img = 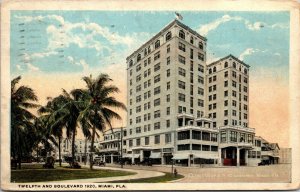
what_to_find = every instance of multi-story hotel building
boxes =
[124,19,258,166]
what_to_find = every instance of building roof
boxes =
[103,127,124,134]
[207,54,250,68]
[126,19,207,61]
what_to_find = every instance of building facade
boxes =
[123,19,270,167]
[279,148,291,164]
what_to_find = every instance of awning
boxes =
[193,153,218,159]
[172,153,189,160]
[133,154,140,158]
[149,152,161,159]
[262,156,269,160]
[122,154,132,158]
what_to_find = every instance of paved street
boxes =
[108,164,291,183]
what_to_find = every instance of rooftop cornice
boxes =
[126,19,207,61]
[207,54,250,68]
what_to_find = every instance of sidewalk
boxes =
[45,165,165,183]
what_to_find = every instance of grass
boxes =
[11,163,135,183]
[110,172,184,183]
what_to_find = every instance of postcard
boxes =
[1,0,300,190]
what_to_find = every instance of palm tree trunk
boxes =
[71,130,76,167]
[58,137,62,167]
[89,126,96,170]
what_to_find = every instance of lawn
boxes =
[111,172,184,183]
[11,164,135,183]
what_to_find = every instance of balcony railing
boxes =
[219,126,255,133]
[177,125,219,132]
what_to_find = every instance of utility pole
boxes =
[120,126,123,168]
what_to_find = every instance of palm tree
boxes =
[78,74,126,170]
[11,76,39,169]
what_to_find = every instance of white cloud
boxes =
[199,14,242,36]
[67,56,89,72]
[239,48,260,60]
[199,14,289,36]
[26,63,39,72]
[15,15,65,24]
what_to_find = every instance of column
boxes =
[237,148,240,166]
[131,153,134,164]
[79,155,82,163]
[140,150,143,162]
[183,117,186,126]
[103,154,106,163]
[245,150,248,166]
[218,148,222,166]
[188,155,191,167]
[111,154,113,164]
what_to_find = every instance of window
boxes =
[145,137,149,145]
[178,55,186,64]
[198,99,204,107]
[232,100,237,107]
[244,95,248,101]
[178,131,190,140]
[154,122,160,130]
[136,84,141,92]
[166,31,172,41]
[155,40,160,49]
[166,107,170,115]
[178,144,190,151]
[232,80,237,87]
[167,57,170,65]
[129,60,133,67]
[224,62,228,68]
[155,135,160,144]
[178,67,186,77]
[154,74,160,83]
[244,86,248,93]
[166,120,170,128]
[198,53,204,61]
[136,105,141,113]
[244,104,248,111]
[135,116,141,123]
[244,113,248,119]
[202,145,210,151]
[232,71,237,78]
[192,131,201,140]
[129,140,133,147]
[144,48,148,56]
[136,74,141,82]
[167,44,170,53]
[213,75,217,81]
[192,144,201,150]
[178,106,186,113]
[198,87,204,95]
[211,146,218,151]
[224,71,228,78]
[154,51,160,60]
[148,57,151,64]
[198,76,204,84]
[148,46,151,53]
[198,65,204,73]
[165,133,171,143]
[137,54,141,62]
[178,80,186,89]
[154,63,160,72]
[221,132,227,142]
[167,69,170,77]
[178,42,186,52]
[211,133,218,142]
[167,82,170,90]
[136,95,142,102]
[144,60,147,67]
[232,90,237,97]
[198,42,203,50]
[154,86,160,95]
[136,127,141,133]
[244,77,248,83]
[233,62,236,68]
[224,110,228,116]
[166,94,170,102]
[224,80,228,87]
[179,30,185,39]
[178,93,185,102]
[154,98,160,106]
[154,110,160,118]
[136,64,141,72]
[232,110,236,116]
[190,36,194,44]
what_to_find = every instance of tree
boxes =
[78,74,126,170]
[11,76,39,169]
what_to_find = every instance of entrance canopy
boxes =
[150,152,161,159]
[172,153,189,160]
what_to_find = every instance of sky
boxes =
[10,11,290,147]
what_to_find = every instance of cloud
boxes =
[67,56,89,72]
[15,15,65,24]
[26,63,39,71]
[199,14,289,36]
[239,48,261,60]
[16,65,23,71]
[199,14,242,36]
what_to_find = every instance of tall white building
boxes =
[124,19,257,166]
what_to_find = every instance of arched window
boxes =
[166,31,172,41]
[209,68,212,74]
[137,54,141,62]
[233,62,236,68]
[198,42,203,50]
[129,60,133,67]
[224,62,228,68]
[244,68,248,74]
[213,66,216,72]
[190,36,194,44]
[179,30,185,39]
[155,40,160,49]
